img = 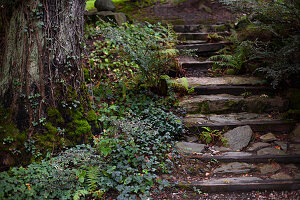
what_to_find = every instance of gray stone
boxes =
[222,152,252,157]
[224,125,253,150]
[247,142,271,152]
[185,136,198,142]
[214,146,234,152]
[258,163,281,174]
[202,177,262,184]
[179,94,287,114]
[176,76,263,88]
[275,141,287,152]
[175,142,206,154]
[260,133,277,142]
[257,147,286,156]
[270,172,293,180]
[95,0,116,12]
[292,124,300,137]
[214,162,256,174]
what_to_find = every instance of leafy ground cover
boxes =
[0,19,186,199]
[210,0,300,88]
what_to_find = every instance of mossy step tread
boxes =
[174,76,264,87]
[173,24,229,33]
[175,178,300,192]
[179,94,288,114]
[179,57,212,69]
[176,42,229,52]
[177,32,230,40]
[183,113,295,133]
[178,40,207,45]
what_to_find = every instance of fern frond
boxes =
[86,166,101,191]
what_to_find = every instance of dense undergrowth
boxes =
[0,20,185,199]
[210,0,300,88]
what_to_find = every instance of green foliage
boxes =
[86,21,177,90]
[199,127,227,146]
[170,77,195,94]
[207,33,224,42]
[221,0,300,87]
[209,35,252,74]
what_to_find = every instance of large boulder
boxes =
[94,0,116,12]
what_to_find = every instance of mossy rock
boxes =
[226,68,236,75]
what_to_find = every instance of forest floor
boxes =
[118,0,300,199]
[112,0,238,24]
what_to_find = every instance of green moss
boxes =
[70,120,91,136]
[83,67,90,81]
[86,110,97,122]
[47,107,64,124]
[198,101,210,114]
[226,68,236,75]
[44,122,58,135]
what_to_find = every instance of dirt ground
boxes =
[132,0,239,25]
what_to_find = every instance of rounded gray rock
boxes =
[95,0,116,12]
[224,125,253,150]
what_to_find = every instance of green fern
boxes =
[86,166,101,191]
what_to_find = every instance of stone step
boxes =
[178,40,207,45]
[176,41,229,53]
[173,76,270,95]
[179,56,213,71]
[175,178,300,193]
[177,32,230,40]
[173,24,229,33]
[191,154,300,164]
[183,113,295,133]
[179,94,288,114]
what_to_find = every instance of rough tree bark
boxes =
[0,0,86,134]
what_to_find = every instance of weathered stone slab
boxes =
[257,147,286,156]
[260,133,277,142]
[179,94,288,114]
[258,163,281,174]
[214,146,234,152]
[176,76,263,87]
[271,172,293,180]
[247,142,271,152]
[183,113,295,134]
[185,136,198,142]
[224,125,253,150]
[175,142,206,154]
[222,152,252,157]
[202,177,262,184]
[214,162,256,174]
[176,42,228,53]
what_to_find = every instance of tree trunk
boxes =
[0,0,85,133]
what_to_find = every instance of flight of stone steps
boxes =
[170,24,300,194]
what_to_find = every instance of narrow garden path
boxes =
[167,23,300,198]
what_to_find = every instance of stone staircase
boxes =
[171,24,300,195]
